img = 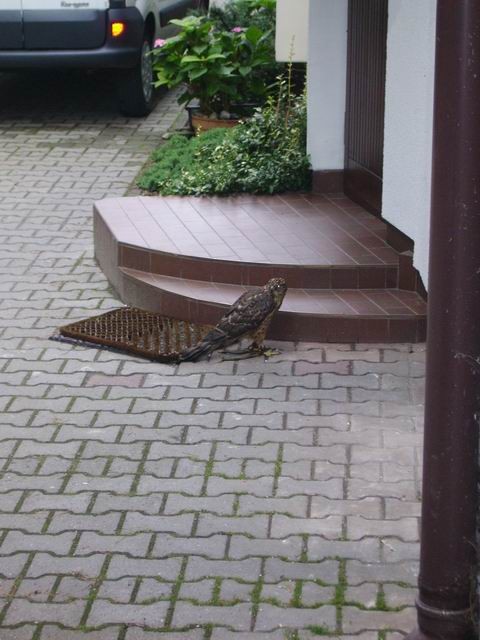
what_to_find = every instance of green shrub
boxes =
[137,78,311,196]
[208,0,282,90]
[209,0,276,33]
[137,129,228,192]
[152,15,275,116]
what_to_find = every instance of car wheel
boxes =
[117,36,155,117]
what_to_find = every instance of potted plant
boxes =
[151,15,274,132]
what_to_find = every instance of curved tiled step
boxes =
[94,194,399,289]
[118,268,427,343]
[93,193,426,343]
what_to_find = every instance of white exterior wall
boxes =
[307,0,348,170]
[275,0,309,62]
[382,0,437,285]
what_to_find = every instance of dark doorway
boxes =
[345,0,388,216]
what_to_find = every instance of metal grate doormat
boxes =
[53,307,213,363]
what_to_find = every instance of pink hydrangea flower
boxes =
[231,27,245,33]
[154,38,166,48]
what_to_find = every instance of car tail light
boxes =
[111,22,126,38]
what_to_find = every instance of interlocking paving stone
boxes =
[0,74,425,638]
[163,494,235,516]
[4,601,84,626]
[301,581,336,606]
[346,516,419,541]
[20,493,94,513]
[107,556,183,580]
[1,531,76,554]
[345,583,378,608]
[238,495,309,517]
[342,606,417,633]
[152,534,229,559]
[220,579,253,602]
[211,632,284,640]
[125,631,203,640]
[229,536,303,560]
[178,578,215,602]
[276,477,343,499]
[384,583,417,607]
[185,557,262,581]
[346,559,419,585]
[27,554,105,579]
[0,626,36,640]
[207,477,275,497]
[75,532,152,556]
[348,479,418,500]
[260,581,296,605]
[270,515,343,539]
[0,512,49,533]
[186,426,251,444]
[255,604,337,631]
[310,496,382,518]
[264,559,339,584]
[136,578,173,603]
[307,538,381,563]
[87,600,170,627]
[41,628,122,640]
[53,576,93,602]
[171,602,252,631]
[196,514,270,537]
[15,576,57,602]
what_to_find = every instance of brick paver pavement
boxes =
[0,71,425,639]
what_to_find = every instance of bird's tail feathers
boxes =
[178,341,211,363]
[178,328,228,362]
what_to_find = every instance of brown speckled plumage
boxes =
[179,278,288,362]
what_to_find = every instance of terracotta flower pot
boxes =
[191,112,240,134]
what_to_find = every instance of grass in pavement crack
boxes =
[250,559,265,632]
[1,441,21,477]
[0,552,35,626]
[41,509,55,534]
[164,555,188,629]
[291,579,303,608]
[332,557,347,634]
[58,441,87,493]
[307,625,331,636]
[78,553,111,629]
[273,443,284,495]
[31,623,45,640]
[129,441,151,496]
[211,577,222,605]
[201,442,217,496]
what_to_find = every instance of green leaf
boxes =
[193,44,209,55]
[239,66,252,77]
[206,53,227,61]
[189,67,208,80]
[181,55,203,64]
[245,25,263,45]
[169,18,192,27]
[206,82,220,96]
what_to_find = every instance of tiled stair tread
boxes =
[122,268,427,318]
[97,193,399,268]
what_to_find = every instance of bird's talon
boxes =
[262,348,282,358]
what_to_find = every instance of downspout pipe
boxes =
[408,1,480,639]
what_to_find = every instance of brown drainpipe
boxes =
[407,1,480,639]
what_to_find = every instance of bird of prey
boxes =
[179,278,288,362]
